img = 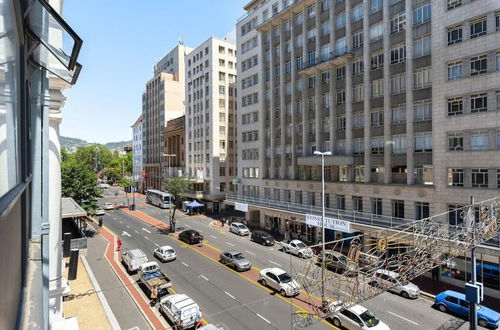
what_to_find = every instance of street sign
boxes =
[235,202,248,212]
[305,214,351,233]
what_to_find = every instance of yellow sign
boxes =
[377,238,387,252]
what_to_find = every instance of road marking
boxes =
[144,236,150,240]
[122,231,131,237]
[225,242,235,247]
[224,291,236,300]
[256,313,272,325]
[241,237,246,239]
[387,311,419,326]
[142,228,151,234]
[154,243,160,247]
[126,225,130,228]
[200,275,209,281]
[268,260,282,267]
[210,235,217,239]
[245,250,256,256]
[119,221,123,224]
[182,262,189,267]
[134,230,139,234]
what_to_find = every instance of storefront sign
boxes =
[305,214,351,233]
[234,202,248,212]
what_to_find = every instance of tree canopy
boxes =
[164,176,192,218]
[61,159,102,214]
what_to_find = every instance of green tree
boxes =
[61,159,102,214]
[118,177,134,206]
[164,176,192,219]
[73,144,113,173]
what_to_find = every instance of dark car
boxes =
[179,229,204,244]
[250,231,275,246]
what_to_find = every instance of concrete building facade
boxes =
[184,37,238,212]
[131,114,144,192]
[164,115,186,176]
[142,45,192,190]
[233,0,500,292]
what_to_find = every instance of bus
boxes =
[145,189,173,209]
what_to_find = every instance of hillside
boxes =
[61,136,132,152]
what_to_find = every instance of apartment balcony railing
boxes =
[256,0,315,31]
[299,51,354,75]
[225,194,500,248]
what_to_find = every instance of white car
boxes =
[259,267,300,297]
[159,294,201,330]
[370,269,420,299]
[332,304,390,330]
[280,239,313,258]
[103,202,114,210]
[154,245,177,262]
[229,222,250,236]
[95,208,105,216]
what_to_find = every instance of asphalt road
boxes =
[97,190,483,330]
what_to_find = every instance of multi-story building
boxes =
[142,44,192,190]
[164,115,186,176]
[131,114,144,192]
[233,0,500,293]
[185,37,238,213]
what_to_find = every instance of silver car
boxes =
[370,269,420,299]
[154,245,177,262]
[219,250,252,271]
[229,222,250,236]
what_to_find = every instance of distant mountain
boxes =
[61,136,132,152]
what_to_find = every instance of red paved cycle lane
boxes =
[121,209,326,318]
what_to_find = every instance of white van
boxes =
[159,294,201,329]
[122,249,148,273]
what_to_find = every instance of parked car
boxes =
[179,229,204,244]
[229,222,250,236]
[435,290,500,329]
[154,245,177,262]
[159,294,202,330]
[95,208,105,216]
[331,304,390,330]
[369,269,420,299]
[99,183,110,189]
[122,248,148,273]
[219,250,252,271]
[103,202,114,210]
[259,267,300,297]
[137,261,172,298]
[280,239,313,258]
[317,251,356,275]
[250,231,275,246]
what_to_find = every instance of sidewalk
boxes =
[62,257,112,330]
[413,274,500,308]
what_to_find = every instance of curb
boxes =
[419,291,436,301]
[81,255,121,330]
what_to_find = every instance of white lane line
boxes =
[144,236,150,240]
[224,291,236,300]
[256,313,272,324]
[225,242,235,247]
[387,311,419,326]
[182,262,189,267]
[119,221,123,224]
[210,235,217,239]
[134,230,139,234]
[126,225,130,228]
[245,250,256,256]
[142,228,151,234]
[268,260,282,267]
[200,275,209,281]
[154,243,160,247]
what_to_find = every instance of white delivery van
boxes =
[122,248,148,273]
[159,294,201,329]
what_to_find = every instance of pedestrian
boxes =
[116,238,121,251]
[98,216,103,227]
[221,217,226,227]
[431,265,440,282]
[150,286,158,306]
[83,220,88,232]
[194,308,203,329]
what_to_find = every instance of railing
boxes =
[300,51,353,72]
[225,194,500,248]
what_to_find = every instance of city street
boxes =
[93,190,484,330]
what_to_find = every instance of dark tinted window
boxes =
[459,300,469,308]
[445,296,459,304]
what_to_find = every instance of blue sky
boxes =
[61,0,247,143]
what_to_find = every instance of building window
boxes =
[352,31,364,49]
[414,101,432,121]
[497,12,500,32]
[414,67,431,89]
[390,13,406,34]
[449,204,465,225]
[447,25,463,45]
[390,73,406,94]
[413,3,431,26]
[353,138,364,155]
[414,133,432,152]
[447,97,463,116]
[352,59,363,76]
[447,60,463,80]
[391,104,406,124]
[336,115,346,130]
[390,44,406,64]
[392,200,405,218]
[339,166,348,181]
[413,35,431,57]
[392,135,406,154]
[370,109,384,127]
[470,93,487,113]
[321,71,330,84]
[336,13,346,29]
[369,21,383,41]
[470,55,487,76]
[352,4,363,22]
[336,89,345,104]
[472,169,489,188]
[321,21,330,36]
[371,137,384,154]
[415,202,429,220]
[370,79,384,98]
[447,0,462,10]
[370,52,384,70]
[336,66,345,80]
[321,0,330,12]
[448,132,464,151]
[470,17,487,39]
[497,52,500,71]
[471,130,489,150]
[372,198,382,215]
[353,112,364,128]
[448,168,464,186]
[353,84,364,102]
[336,195,345,210]
[352,196,363,212]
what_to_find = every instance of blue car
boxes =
[435,290,500,329]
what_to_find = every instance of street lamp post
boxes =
[314,150,331,306]
[163,153,176,232]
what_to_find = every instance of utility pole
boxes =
[469,195,477,330]
[314,150,331,305]
[163,153,176,232]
